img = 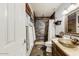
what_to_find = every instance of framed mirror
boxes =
[67,12,76,33]
[65,8,79,36]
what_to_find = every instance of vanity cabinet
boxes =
[52,41,67,56]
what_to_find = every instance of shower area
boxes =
[35,18,49,42]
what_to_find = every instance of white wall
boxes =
[55,3,71,35]
[48,20,55,41]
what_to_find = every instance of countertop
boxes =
[51,38,79,56]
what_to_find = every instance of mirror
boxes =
[65,8,79,36]
[68,12,76,33]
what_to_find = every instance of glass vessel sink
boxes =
[58,38,76,48]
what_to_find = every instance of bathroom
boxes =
[26,3,79,56]
[0,3,79,56]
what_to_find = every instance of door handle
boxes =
[24,39,26,43]
[23,39,26,45]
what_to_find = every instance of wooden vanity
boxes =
[52,40,68,56]
[52,38,79,56]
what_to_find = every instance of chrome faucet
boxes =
[70,34,72,39]
[69,34,79,44]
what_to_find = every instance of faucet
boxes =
[70,34,72,39]
[69,34,79,44]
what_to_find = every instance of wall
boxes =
[48,19,55,41]
[55,3,71,35]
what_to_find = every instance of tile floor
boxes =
[30,40,52,56]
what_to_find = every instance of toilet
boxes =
[45,41,52,53]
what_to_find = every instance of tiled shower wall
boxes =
[35,18,49,40]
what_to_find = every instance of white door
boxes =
[0,3,8,55]
[0,3,26,56]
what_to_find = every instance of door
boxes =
[0,3,26,56]
[0,3,8,55]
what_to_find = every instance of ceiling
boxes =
[30,3,61,17]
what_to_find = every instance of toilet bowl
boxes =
[45,41,52,52]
